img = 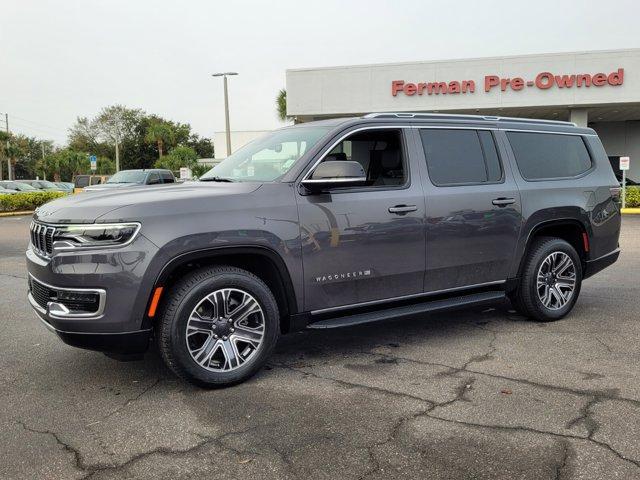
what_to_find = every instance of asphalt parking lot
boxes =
[1,215,639,479]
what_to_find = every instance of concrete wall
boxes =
[287,49,640,116]
[593,121,640,182]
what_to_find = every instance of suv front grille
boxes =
[30,221,55,257]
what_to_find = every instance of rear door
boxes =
[416,127,522,292]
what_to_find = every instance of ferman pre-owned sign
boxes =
[391,69,625,97]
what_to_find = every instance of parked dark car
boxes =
[19,180,66,192]
[26,113,621,387]
[0,180,39,192]
[83,169,175,191]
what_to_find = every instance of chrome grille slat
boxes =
[29,221,55,257]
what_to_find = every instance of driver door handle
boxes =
[389,205,417,214]
[492,197,516,207]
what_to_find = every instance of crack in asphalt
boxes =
[99,377,162,422]
[271,349,640,473]
[554,441,571,480]
[0,272,27,280]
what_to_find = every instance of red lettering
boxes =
[511,78,524,91]
[608,68,624,86]
[576,74,591,87]
[555,75,575,88]
[391,80,405,96]
[485,75,499,92]
[535,72,554,89]
[592,73,607,86]
[427,82,448,95]
[404,83,417,96]
[448,81,461,94]
[417,83,427,95]
[500,78,510,91]
[461,80,475,93]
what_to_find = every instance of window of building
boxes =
[323,129,406,187]
[506,132,592,180]
[419,129,503,186]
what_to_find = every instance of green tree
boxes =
[145,121,175,159]
[154,146,198,172]
[276,89,289,122]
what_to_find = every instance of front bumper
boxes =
[25,232,163,353]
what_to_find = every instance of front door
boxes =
[297,127,426,312]
[416,127,522,292]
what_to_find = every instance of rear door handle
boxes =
[492,197,516,207]
[389,205,417,214]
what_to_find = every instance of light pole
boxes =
[212,72,238,157]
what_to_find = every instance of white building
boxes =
[286,49,640,182]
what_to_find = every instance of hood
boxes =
[33,182,263,224]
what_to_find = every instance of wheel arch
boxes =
[143,246,298,333]
[513,218,590,284]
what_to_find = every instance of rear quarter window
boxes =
[506,131,593,180]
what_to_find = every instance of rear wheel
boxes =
[157,266,280,387]
[515,237,582,322]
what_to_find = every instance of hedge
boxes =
[0,191,68,212]
[625,186,640,208]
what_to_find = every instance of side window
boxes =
[322,129,406,187]
[147,173,161,185]
[420,129,502,186]
[506,132,592,180]
[161,172,175,183]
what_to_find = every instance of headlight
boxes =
[53,223,141,250]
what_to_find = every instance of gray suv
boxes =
[26,113,621,387]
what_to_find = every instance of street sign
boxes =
[620,156,630,171]
[89,155,97,171]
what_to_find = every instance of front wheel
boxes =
[515,237,582,322]
[157,266,280,387]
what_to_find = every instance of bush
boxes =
[625,186,640,208]
[0,191,68,212]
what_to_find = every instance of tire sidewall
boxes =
[524,239,582,321]
[167,271,279,387]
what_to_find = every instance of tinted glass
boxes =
[161,172,174,183]
[325,129,405,187]
[147,173,161,185]
[420,129,488,185]
[75,176,89,188]
[478,131,502,182]
[107,171,147,184]
[507,132,592,180]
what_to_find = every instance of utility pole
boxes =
[115,130,120,172]
[211,72,238,157]
[41,143,46,180]
[5,113,10,181]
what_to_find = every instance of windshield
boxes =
[107,171,147,184]
[38,180,58,188]
[14,182,37,191]
[200,127,330,182]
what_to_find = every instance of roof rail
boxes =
[362,112,576,127]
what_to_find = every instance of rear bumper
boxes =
[583,248,620,279]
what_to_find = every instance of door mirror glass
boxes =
[302,161,367,190]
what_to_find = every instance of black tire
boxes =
[515,237,582,322]
[157,266,280,387]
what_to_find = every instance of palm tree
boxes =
[276,89,289,122]
[145,121,175,159]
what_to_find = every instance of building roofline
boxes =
[286,48,640,73]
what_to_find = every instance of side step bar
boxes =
[307,291,505,330]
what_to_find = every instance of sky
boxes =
[1,0,640,146]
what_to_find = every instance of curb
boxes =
[0,211,34,218]
[621,208,640,214]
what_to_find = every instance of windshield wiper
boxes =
[200,176,235,183]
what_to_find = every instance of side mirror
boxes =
[302,161,367,191]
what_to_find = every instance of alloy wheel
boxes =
[536,251,577,310]
[185,288,265,372]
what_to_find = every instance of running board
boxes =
[306,291,505,329]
